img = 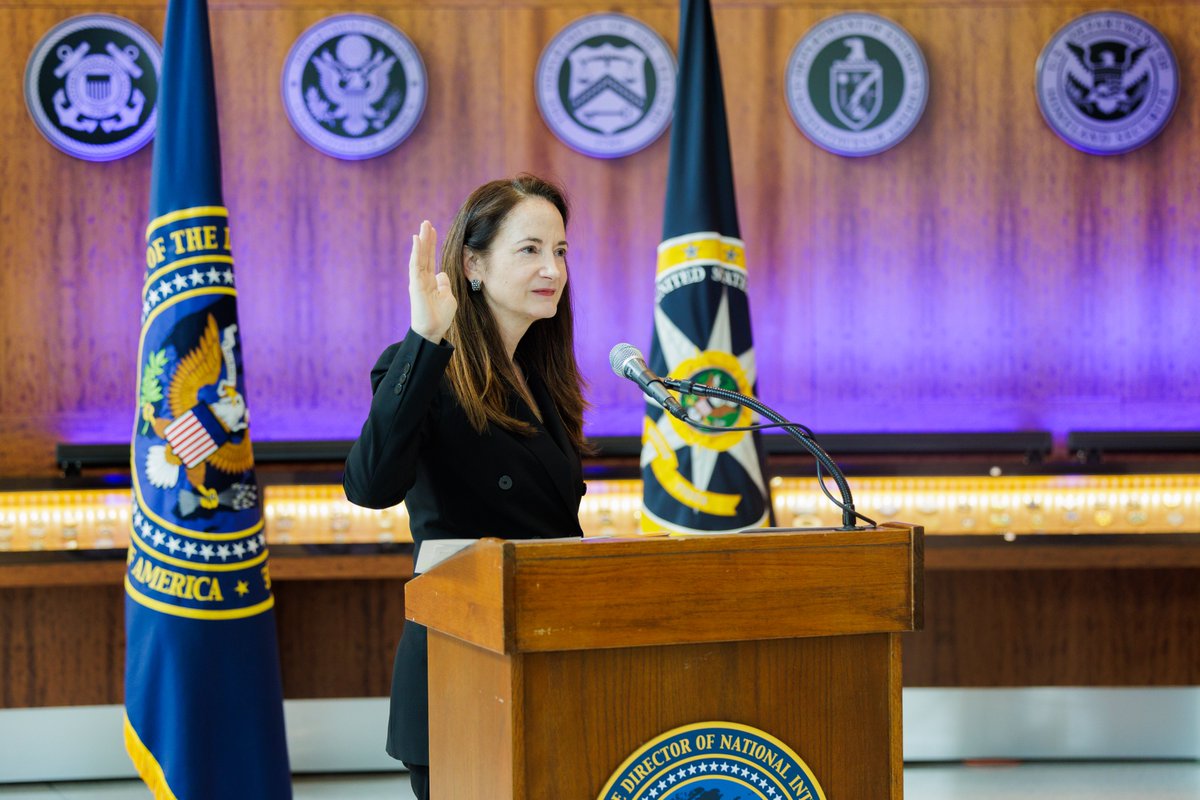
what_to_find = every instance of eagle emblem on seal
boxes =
[305,34,400,136]
[140,314,254,515]
[1064,40,1151,119]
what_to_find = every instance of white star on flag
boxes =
[644,290,765,505]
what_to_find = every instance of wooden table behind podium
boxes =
[406,523,924,799]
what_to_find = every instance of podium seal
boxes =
[598,721,826,800]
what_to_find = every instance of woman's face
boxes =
[469,197,568,340]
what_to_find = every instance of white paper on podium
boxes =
[413,536,585,574]
[413,539,476,575]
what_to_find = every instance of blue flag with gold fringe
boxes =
[124,0,291,796]
[641,0,771,534]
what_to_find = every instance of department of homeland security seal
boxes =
[1035,11,1178,155]
[784,13,927,157]
[598,722,826,800]
[24,14,160,161]
[281,14,426,160]
[536,13,675,159]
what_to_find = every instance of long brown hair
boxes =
[441,175,590,453]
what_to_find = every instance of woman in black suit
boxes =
[343,175,589,800]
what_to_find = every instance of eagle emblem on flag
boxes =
[140,313,254,514]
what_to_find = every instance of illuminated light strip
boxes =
[3,475,1200,552]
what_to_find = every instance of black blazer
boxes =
[343,329,585,764]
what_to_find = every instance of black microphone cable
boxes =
[663,378,877,530]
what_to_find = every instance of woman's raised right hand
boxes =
[408,220,457,344]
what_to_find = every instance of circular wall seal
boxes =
[24,14,161,162]
[597,721,827,800]
[785,13,928,157]
[1035,11,1178,155]
[535,13,675,159]
[281,14,427,160]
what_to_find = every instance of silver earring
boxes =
[469,278,482,292]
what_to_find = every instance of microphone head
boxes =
[608,342,643,378]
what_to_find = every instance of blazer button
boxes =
[498,475,513,490]
[394,362,412,395]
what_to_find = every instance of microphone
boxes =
[609,343,688,421]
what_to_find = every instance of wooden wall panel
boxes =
[4,557,1198,708]
[903,567,1200,686]
[272,578,409,699]
[3,0,1200,478]
[0,585,125,708]
[0,576,410,708]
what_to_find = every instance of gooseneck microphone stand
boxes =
[662,377,867,531]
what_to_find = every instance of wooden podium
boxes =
[406,523,923,799]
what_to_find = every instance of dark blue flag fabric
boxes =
[124,0,291,796]
[642,0,771,533]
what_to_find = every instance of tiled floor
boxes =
[0,762,1198,798]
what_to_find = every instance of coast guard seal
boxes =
[1035,11,1178,155]
[24,14,160,161]
[281,14,426,160]
[785,13,927,157]
[598,722,826,800]
[536,14,675,159]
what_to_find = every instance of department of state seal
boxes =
[536,13,675,159]
[24,14,161,161]
[598,721,826,800]
[1035,11,1178,155]
[281,14,427,160]
[785,13,928,157]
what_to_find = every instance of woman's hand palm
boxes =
[409,220,456,343]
